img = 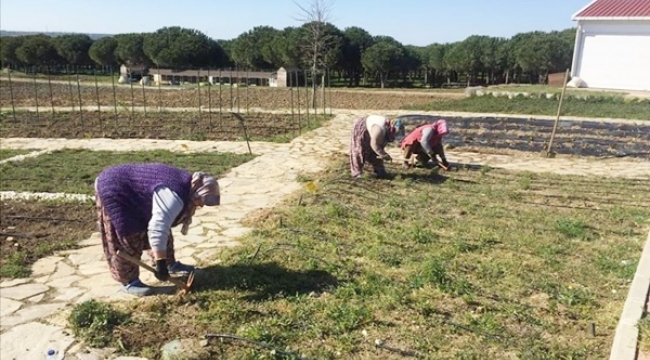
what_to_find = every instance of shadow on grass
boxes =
[192,261,339,301]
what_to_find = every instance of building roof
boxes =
[573,0,650,20]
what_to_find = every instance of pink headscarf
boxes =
[434,119,449,137]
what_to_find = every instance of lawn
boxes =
[0,148,35,160]
[69,159,650,359]
[0,149,256,195]
[402,95,650,120]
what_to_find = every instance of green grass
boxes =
[402,94,650,120]
[639,316,650,353]
[0,149,256,194]
[80,160,650,359]
[0,149,35,160]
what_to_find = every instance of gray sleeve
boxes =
[420,127,435,155]
[369,124,389,157]
[148,186,185,254]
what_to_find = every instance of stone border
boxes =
[0,149,51,164]
[610,229,650,360]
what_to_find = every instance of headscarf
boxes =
[180,172,220,235]
[385,117,398,143]
[433,119,449,137]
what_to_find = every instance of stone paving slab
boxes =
[0,111,649,360]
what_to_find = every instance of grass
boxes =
[639,316,650,353]
[0,149,256,195]
[402,94,650,120]
[76,160,650,359]
[0,149,35,160]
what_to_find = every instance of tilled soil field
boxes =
[0,111,326,141]
[0,200,95,278]
[395,114,650,158]
[0,81,455,110]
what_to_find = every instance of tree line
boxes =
[0,24,575,88]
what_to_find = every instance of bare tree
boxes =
[294,0,336,110]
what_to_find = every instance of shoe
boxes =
[168,261,195,275]
[122,279,154,296]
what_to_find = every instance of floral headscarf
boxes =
[179,172,220,235]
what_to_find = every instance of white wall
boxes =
[571,20,650,91]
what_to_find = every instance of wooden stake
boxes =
[546,68,570,158]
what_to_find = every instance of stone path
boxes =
[1,111,649,360]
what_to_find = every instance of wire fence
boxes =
[0,64,334,142]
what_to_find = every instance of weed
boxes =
[69,300,130,347]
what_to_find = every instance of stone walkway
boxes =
[1,111,649,360]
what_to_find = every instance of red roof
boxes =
[574,0,650,18]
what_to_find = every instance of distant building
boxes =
[570,0,650,91]
[119,64,147,80]
[148,67,306,87]
[148,68,274,86]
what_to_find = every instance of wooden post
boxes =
[546,69,570,158]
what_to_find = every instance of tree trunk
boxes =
[505,69,510,85]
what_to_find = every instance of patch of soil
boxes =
[396,114,650,158]
[0,112,312,141]
[0,200,96,277]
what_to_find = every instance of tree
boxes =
[0,36,25,67]
[479,36,505,85]
[294,0,339,108]
[342,26,374,86]
[54,34,93,65]
[88,36,118,66]
[143,27,219,69]
[361,40,403,88]
[230,26,280,69]
[114,33,150,66]
[15,35,61,66]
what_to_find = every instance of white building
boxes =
[570,0,650,91]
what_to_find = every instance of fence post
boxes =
[219,68,223,129]
[229,67,233,112]
[322,71,325,119]
[129,74,134,126]
[207,68,212,129]
[76,72,84,129]
[246,68,249,114]
[296,71,301,134]
[290,74,295,137]
[157,65,162,113]
[47,65,55,125]
[141,76,147,120]
[110,65,118,128]
[7,64,17,123]
[327,67,332,115]
[94,66,103,133]
[236,66,240,113]
[66,65,76,118]
[32,67,40,124]
[197,69,202,128]
[304,69,310,131]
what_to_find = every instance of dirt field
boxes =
[396,114,650,158]
[0,111,328,141]
[0,200,96,278]
[0,81,458,110]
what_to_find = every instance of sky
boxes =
[0,0,589,46]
